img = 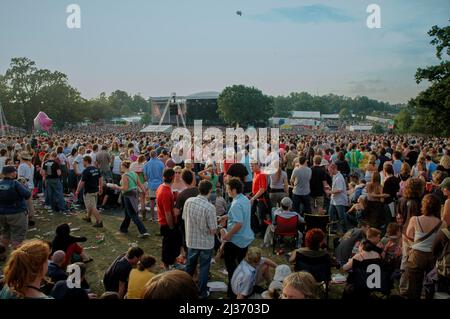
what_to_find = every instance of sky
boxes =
[1,0,449,104]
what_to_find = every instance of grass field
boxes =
[0,198,348,299]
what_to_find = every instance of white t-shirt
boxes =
[74,154,85,174]
[18,162,34,189]
[57,153,68,166]
[331,172,348,206]
[112,156,122,175]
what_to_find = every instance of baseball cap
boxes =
[440,177,450,190]
[280,197,293,208]
[273,264,292,282]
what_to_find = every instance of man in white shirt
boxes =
[327,163,349,234]
[183,180,217,299]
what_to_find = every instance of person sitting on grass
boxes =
[47,250,68,283]
[231,247,275,299]
[0,239,53,299]
[380,222,402,272]
[50,262,96,300]
[281,271,319,299]
[142,270,198,299]
[346,195,367,225]
[261,264,292,299]
[103,246,144,299]
[51,223,92,267]
[126,255,156,299]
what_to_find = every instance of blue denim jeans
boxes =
[329,204,348,233]
[185,248,213,298]
[292,194,312,215]
[120,194,147,234]
[46,178,67,211]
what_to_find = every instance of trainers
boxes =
[82,216,92,223]
[93,222,103,228]
[138,232,150,238]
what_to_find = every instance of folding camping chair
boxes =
[272,214,299,253]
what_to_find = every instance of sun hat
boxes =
[273,264,292,282]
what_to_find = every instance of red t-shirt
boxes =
[156,184,175,226]
[223,159,235,175]
[252,171,267,200]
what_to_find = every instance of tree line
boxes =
[0,57,150,131]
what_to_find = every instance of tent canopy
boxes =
[140,125,173,133]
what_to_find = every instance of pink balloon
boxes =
[33,112,53,132]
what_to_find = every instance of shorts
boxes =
[0,212,28,243]
[149,188,157,199]
[83,192,98,210]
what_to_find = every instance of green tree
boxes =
[141,113,152,125]
[3,57,84,131]
[394,108,414,134]
[371,123,385,134]
[218,85,273,126]
[339,107,352,121]
[109,90,132,116]
[130,94,150,113]
[411,22,450,136]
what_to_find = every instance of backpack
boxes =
[436,228,450,279]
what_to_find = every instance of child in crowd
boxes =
[261,265,292,299]
[231,247,277,299]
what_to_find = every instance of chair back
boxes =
[274,215,298,237]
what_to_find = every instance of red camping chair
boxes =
[272,214,299,253]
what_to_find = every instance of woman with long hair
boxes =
[268,161,289,208]
[364,155,378,183]
[396,177,425,295]
[171,165,187,194]
[0,240,52,299]
[403,194,443,299]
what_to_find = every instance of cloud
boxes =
[250,4,355,24]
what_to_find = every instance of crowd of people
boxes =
[0,128,449,299]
